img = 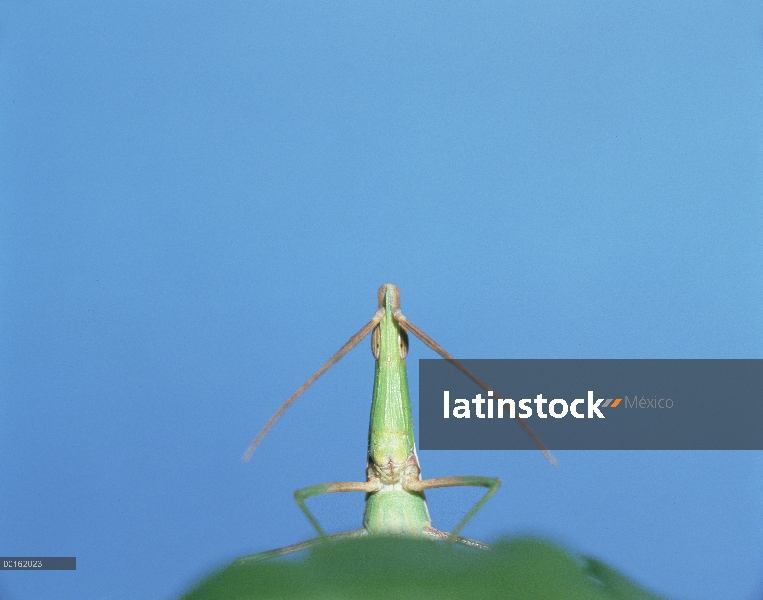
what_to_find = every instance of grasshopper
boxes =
[238,284,552,563]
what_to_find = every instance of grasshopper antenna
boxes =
[393,309,558,468]
[242,309,385,462]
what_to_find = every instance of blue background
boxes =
[1,3,762,599]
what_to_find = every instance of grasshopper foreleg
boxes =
[294,480,379,537]
[407,475,500,540]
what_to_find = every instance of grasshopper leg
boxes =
[234,528,367,564]
[407,475,500,540]
[294,481,379,537]
[423,526,491,551]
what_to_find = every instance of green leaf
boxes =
[181,537,668,600]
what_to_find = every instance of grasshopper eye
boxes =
[371,326,380,359]
[398,329,409,359]
[371,326,407,359]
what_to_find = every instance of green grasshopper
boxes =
[238,284,554,563]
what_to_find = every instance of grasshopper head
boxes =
[371,284,408,360]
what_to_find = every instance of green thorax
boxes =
[367,285,415,476]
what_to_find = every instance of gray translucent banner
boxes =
[0,557,76,570]
[418,359,763,450]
